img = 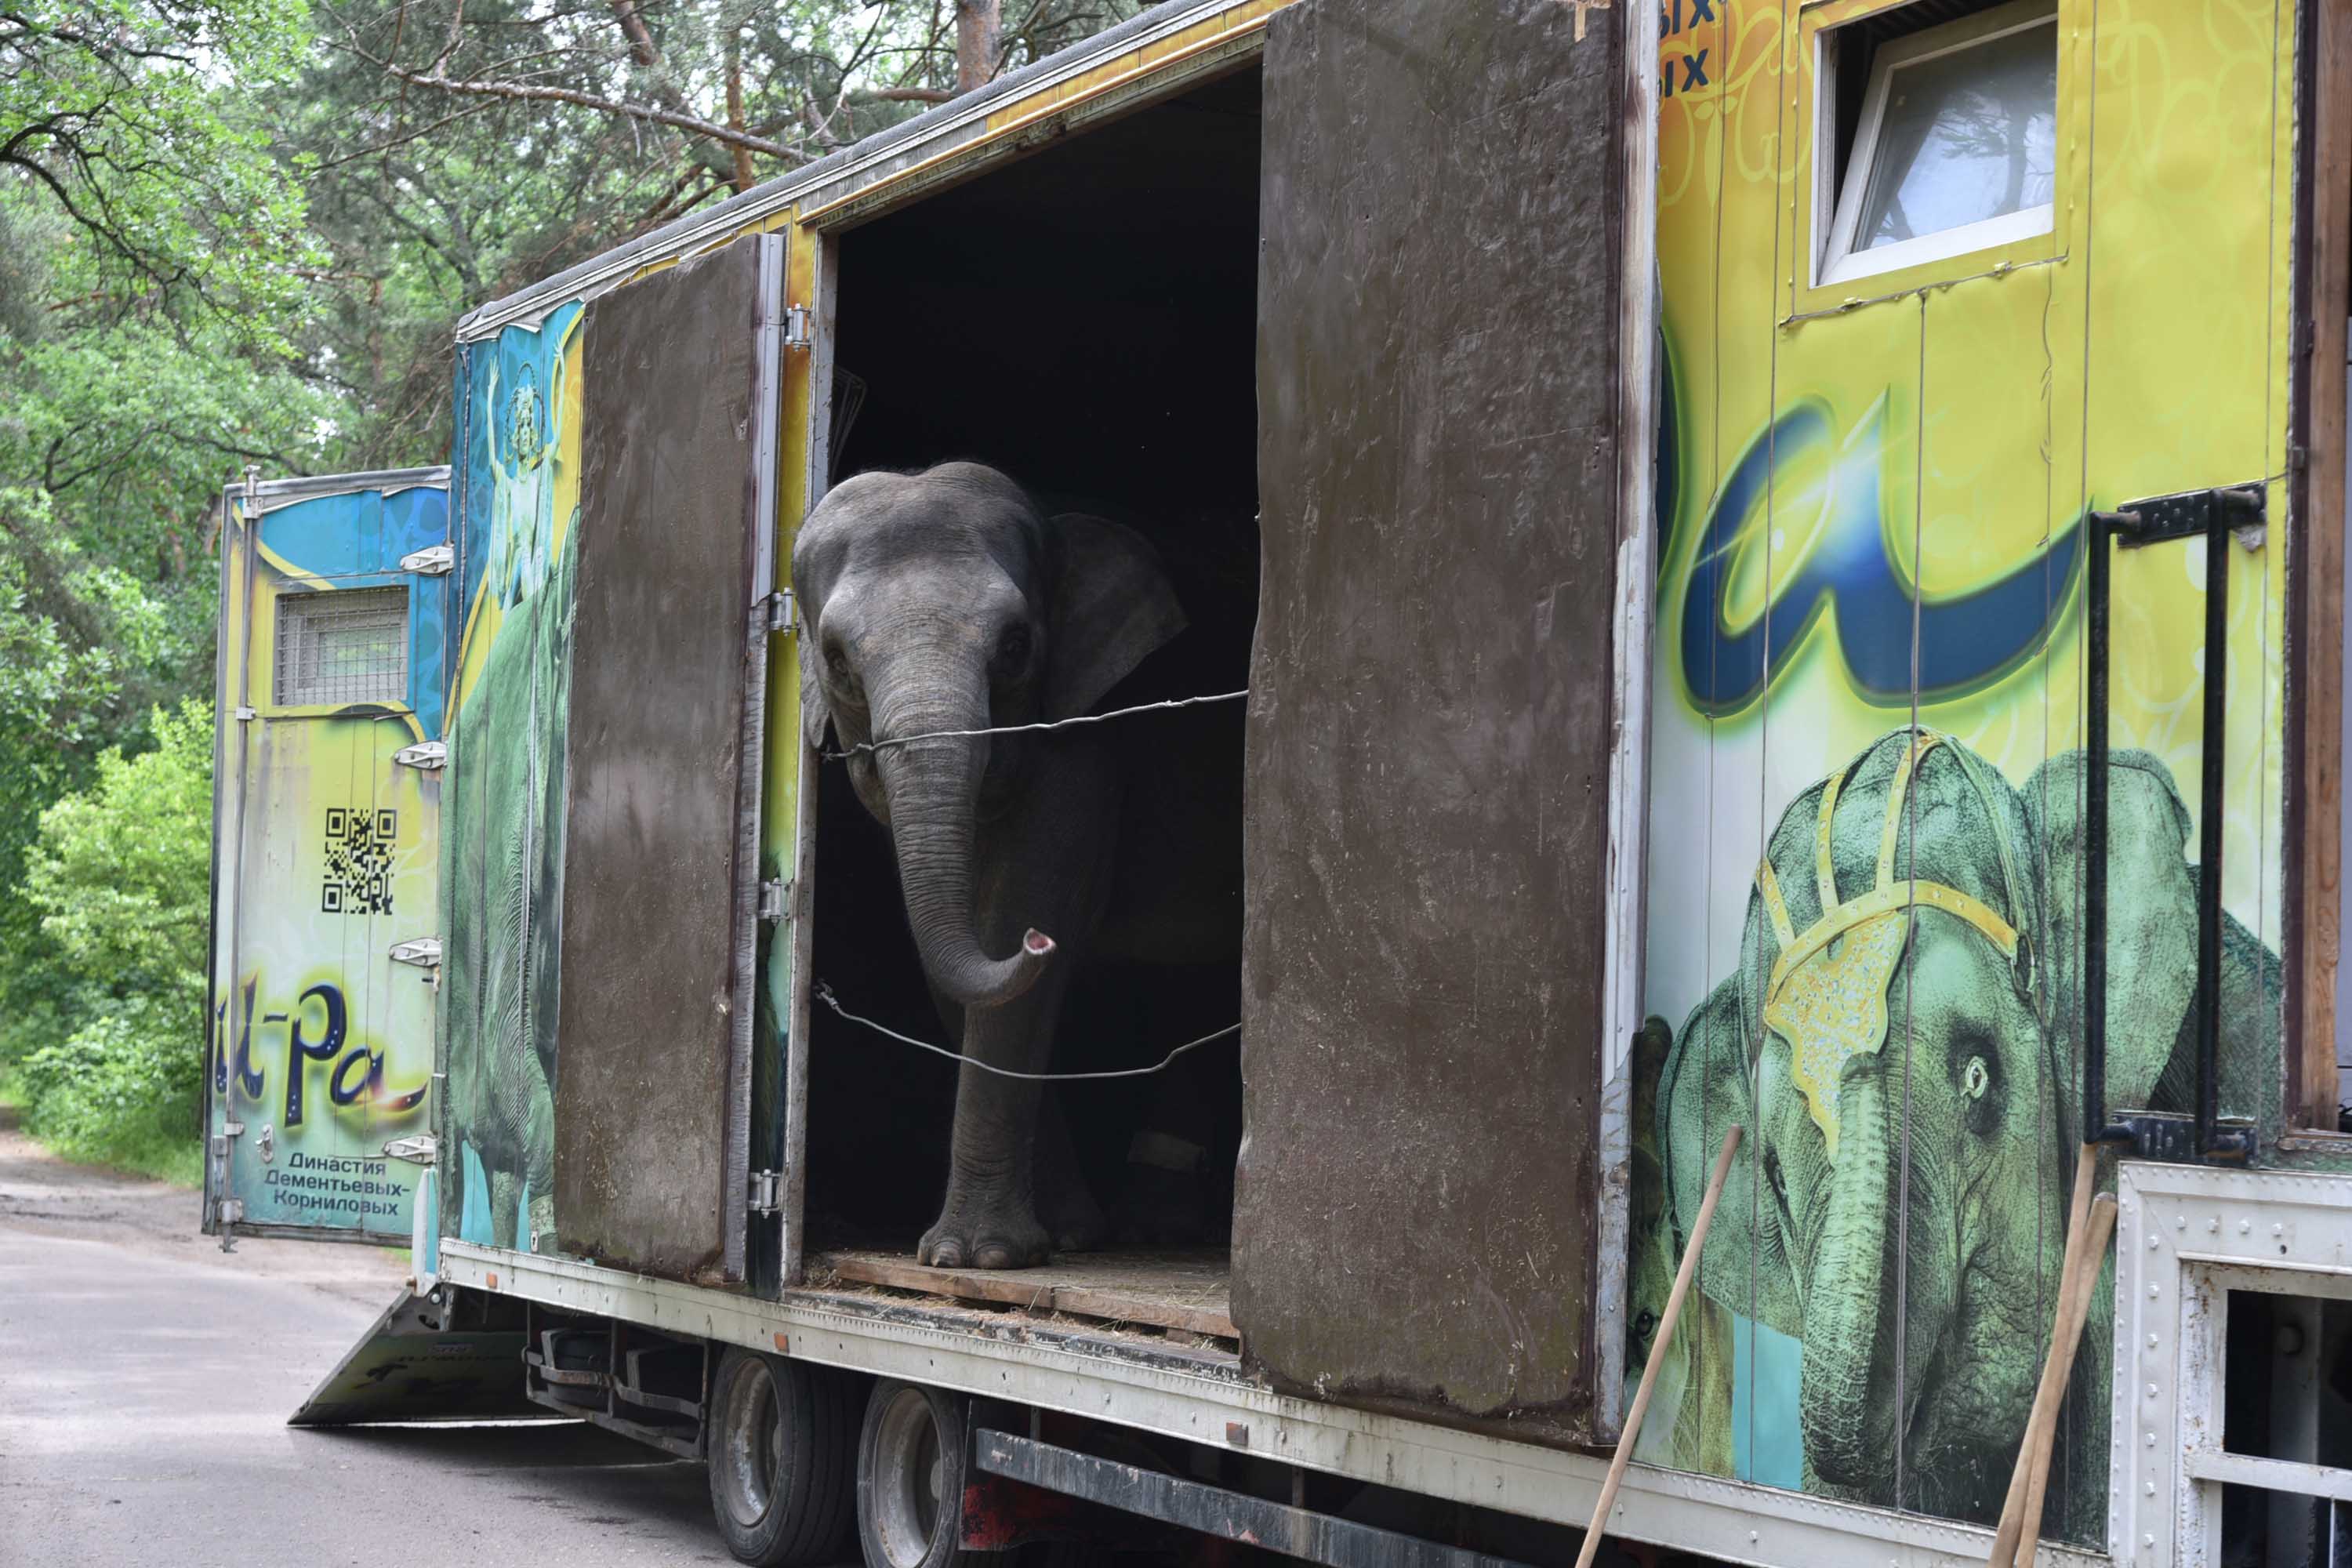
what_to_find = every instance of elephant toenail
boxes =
[975,1243,1016,1269]
[929,1240,964,1268]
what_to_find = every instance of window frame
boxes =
[1813,0,2060,289]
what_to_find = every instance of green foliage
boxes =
[18,998,206,1183]
[27,699,213,1003]
[6,701,212,1178]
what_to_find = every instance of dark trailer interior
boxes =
[804,65,1263,1333]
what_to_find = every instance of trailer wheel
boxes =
[706,1346,857,1566]
[856,1380,981,1568]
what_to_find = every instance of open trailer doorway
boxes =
[796,60,1263,1339]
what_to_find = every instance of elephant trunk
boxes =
[870,677,1052,1011]
[1801,1080,1903,1497]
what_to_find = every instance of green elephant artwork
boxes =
[439,524,577,1256]
[1629,727,2281,1540]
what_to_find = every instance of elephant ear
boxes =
[1044,513,1187,720]
[798,623,833,753]
[2024,748,2198,1131]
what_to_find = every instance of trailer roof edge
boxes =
[452,0,1249,345]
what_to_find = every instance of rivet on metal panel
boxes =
[2209,1217,2220,1231]
[2241,1219,2252,1233]
[2149,1234,2160,1248]
[2147,1383,2159,1398]
[2148,1334,2159,1349]
[2150,1285,2161,1298]
[2146,1432,2156,1446]
[2175,1214,2186,1228]
[1224,1422,1248,1449]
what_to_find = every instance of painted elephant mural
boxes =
[1631,727,2281,1537]
[441,526,575,1254]
[438,304,584,1258]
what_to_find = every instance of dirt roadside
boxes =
[0,1104,410,1309]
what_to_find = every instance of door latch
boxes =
[390,937,443,967]
[394,739,447,770]
[383,1134,439,1166]
[400,543,455,575]
[256,1123,275,1164]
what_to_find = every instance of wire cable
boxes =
[815,982,1240,1081]
[824,689,1247,761]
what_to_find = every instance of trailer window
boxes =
[1817,0,2056,288]
[274,586,408,706]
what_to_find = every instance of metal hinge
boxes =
[390,936,443,967]
[383,1134,439,1167]
[400,543,455,575]
[217,1198,245,1225]
[766,590,797,635]
[783,305,811,350]
[213,1120,245,1153]
[749,1170,782,1215]
[394,739,447,770]
[234,706,257,722]
[759,878,791,923]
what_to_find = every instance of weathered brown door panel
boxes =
[1235,0,1634,1445]
[552,234,782,1283]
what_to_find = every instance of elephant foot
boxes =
[526,1193,558,1255]
[918,1202,1051,1271]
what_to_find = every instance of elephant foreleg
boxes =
[920,965,1074,1270]
[489,1167,521,1250]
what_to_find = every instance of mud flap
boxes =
[288,1288,543,1427]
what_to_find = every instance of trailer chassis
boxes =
[439,1241,2106,1568]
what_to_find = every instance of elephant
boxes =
[1641,726,2281,1535]
[793,461,1242,1270]
[440,519,574,1255]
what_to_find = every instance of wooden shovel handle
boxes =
[2013,1193,2118,1568]
[1573,1124,1743,1568]
[1985,1142,2117,1568]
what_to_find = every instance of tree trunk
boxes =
[956,0,1000,93]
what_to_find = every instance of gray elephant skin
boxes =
[793,462,1240,1270]
[1643,727,2279,1535]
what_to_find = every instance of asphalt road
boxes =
[0,1110,732,1568]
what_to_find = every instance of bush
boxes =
[19,996,205,1183]
[11,699,211,1181]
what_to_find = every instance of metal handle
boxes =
[2082,485,2263,1163]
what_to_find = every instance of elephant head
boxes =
[1653,727,2282,1530]
[791,462,1185,1009]
[1663,728,2055,1518]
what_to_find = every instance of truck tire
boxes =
[706,1345,857,1566]
[856,1380,980,1568]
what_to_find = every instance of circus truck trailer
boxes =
[199,0,2352,1563]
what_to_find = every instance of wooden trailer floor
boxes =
[815,1249,1235,1340]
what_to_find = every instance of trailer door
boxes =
[205,469,453,1245]
[545,233,786,1285]
[1234,0,1656,1444]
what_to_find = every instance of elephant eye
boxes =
[1634,1308,1658,1345]
[993,624,1033,675]
[1963,1055,1991,1101]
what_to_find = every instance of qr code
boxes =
[322,808,397,915]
